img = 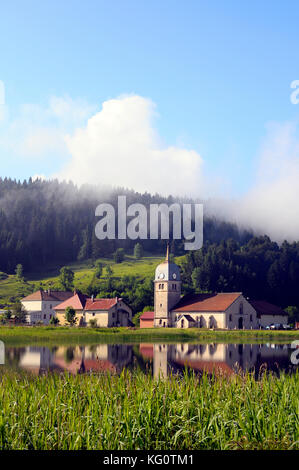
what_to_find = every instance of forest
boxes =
[0,177,251,273]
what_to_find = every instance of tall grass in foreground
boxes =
[0,369,298,450]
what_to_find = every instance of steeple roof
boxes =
[154,242,181,281]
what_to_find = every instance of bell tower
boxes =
[154,243,181,327]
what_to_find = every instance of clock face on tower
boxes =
[159,273,165,279]
[172,273,177,279]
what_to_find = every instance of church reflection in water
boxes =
[141,342,294,378]
[4,341,295,378]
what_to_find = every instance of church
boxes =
[140,245,288,330]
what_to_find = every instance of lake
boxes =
[2,341,298,378]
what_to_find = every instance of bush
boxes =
[114,248,125,263]
[89,318,98,328]
[0,271,8,280]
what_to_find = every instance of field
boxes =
[0,368,298,450]
[0,253,168,307]
[0,325,298,346]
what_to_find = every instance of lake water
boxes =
[2,342,298,378]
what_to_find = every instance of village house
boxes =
[21,290,74,325]
[140,245,288,330]
[54,291,133,327]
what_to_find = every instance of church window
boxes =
[250,314,253,322]
[229,314,232,322]
[239,302,243,314]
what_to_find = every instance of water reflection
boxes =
[3,342,297,378]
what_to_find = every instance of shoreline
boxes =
[0,325,298,345]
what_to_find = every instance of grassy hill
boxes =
[0,253,185,308]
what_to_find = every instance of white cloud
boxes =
[57,94,203,197]
[207,121,299,242]
[0,96,95,158]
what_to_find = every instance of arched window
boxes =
[239,302,243,315]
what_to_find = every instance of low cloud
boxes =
[207,121,299,242]
[57,94,203,197]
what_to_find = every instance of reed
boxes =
[0,368,298,450]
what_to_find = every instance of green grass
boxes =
[0,326,298,346]
[0,368,298,450]
[0,253,167,307]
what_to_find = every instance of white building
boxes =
[21,290,74,325]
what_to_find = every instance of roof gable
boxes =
[54,293,88,310]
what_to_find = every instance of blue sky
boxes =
[1,0,299,202]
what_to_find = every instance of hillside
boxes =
[0,253,183,308]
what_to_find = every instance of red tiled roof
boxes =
[54,295,125,312]
[249,300,288,317]
[84,298,117,311]
[140,311,154,320]
[54,293,88,311]
[22,290,74,302]
[173,293,242,313]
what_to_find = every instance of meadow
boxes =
[0,325,298,346]
[0,253,165,307]
[0,368,298,450]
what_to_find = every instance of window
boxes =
[250,314,253,322]
[239,302,243,315]
[229,314,232,322]
[160,303,162,307]
[159,319,162,325]
[44,314,46,319]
